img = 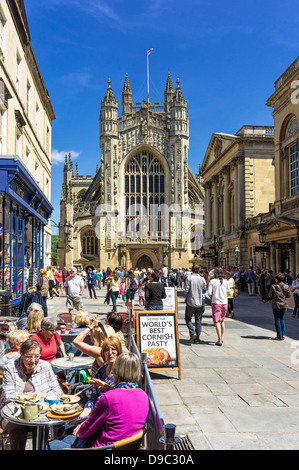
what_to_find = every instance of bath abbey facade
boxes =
[57,74,204,270]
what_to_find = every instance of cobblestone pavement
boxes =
[46,285,299,450]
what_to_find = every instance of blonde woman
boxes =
[69,310,91,335]
[26,309,44,334]
[109,270,120,313]
[0,330,30,372]
[72,315,116,376]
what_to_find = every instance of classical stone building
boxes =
[200,125,275,268]
[0,0,55,305]
[246,57,299,275]
[57,74,204,270]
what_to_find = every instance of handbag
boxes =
[54,333,63,358]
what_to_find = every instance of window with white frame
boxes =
[26,147,31,171]
[0,8,6,58]
[0,109,5,153]
[16,51,22,93]
[289,143,299,196]
[26,81,31,116]
[15,127,22,157]
[35,161,39,183]
[46,126,50,155]
[35,102,39,135]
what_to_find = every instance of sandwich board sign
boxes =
[135,307,181,380]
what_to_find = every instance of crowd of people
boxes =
[1,259,297,450]
[183,264,297,348]
[0,302,148,449]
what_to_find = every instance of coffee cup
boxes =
[60,325,66,334]
[44,396,61,406]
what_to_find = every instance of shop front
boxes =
[0,156,53,308]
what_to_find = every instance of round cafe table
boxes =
[51,356,94,383]
[1,402,66,450]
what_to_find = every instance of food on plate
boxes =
[60,394,80,404]
[17,393,40,403]
[49,403,80,415]
[141,347,170,366]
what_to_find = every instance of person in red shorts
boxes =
[207,267,230,346]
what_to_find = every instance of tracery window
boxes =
[124,150,165,238]
[82,229,98,255]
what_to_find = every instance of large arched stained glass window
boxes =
[124,150,165,239]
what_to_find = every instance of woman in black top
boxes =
[145,271,166,310]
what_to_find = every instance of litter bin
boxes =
[0,291,13,317]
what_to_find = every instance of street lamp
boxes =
[63,221,72,236]
[258,231,267,245]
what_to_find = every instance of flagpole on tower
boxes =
[147,48,153,106]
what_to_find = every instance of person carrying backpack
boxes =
[125,271,138,311]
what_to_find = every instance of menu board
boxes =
[162,287,177,311]
[135,310,181,379]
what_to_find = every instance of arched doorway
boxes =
[136,255,153,269]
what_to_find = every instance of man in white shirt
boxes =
[184,265,206,344]
[64,267,84,312]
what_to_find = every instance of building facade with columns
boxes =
[57,74,204,271]
[200,126,275,268]
[246,57,299,276]
[0,0,55,306]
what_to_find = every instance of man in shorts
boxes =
[64,267,84,312]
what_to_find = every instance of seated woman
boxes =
[53,335,123,438]
[31,318,68,391]
[72,315,116,376]
[0,339,61,450]
[69,310,90,335]
[0,330,30,373]
[27,308,44,334]
[82,335,122,414]
[46,351,149,449]
[106,311,128,352]
[17,299,45,330]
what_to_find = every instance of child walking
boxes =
[120,278,126,307]
[138,279,145,306]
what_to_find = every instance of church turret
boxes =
[122,73,133,116]
[169,78,188,137]
[100,79,119,138]
[164,72,175,114]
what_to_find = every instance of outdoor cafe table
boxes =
[51,356,94,383]
[1,402,66,450]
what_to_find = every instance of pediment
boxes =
[201,133,237,173]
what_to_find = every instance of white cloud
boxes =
[51,149,80,165]
[59,71,93,88]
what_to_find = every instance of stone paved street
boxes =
[47,285,299,450]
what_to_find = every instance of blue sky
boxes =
[25,0,299,233]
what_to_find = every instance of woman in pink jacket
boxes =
[46,352,149,449]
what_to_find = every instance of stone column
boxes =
[212,175,219,236]
[233,158,239,229]
[270,242,276,272]
[237,153,245,227]
[204,182,212,241]
[289,247,295,278]
[223,166,230,233]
